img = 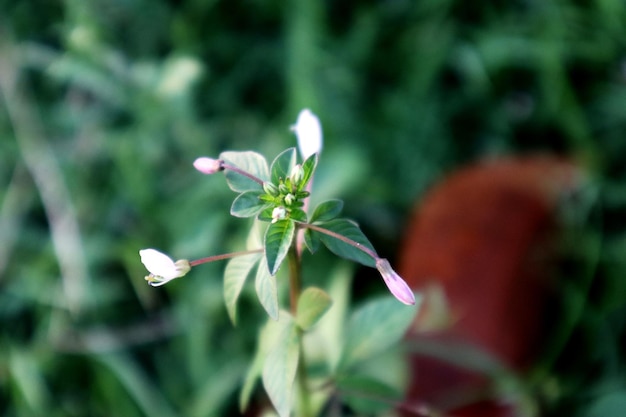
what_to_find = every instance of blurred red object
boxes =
[398,156,582,417]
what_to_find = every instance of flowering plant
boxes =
[139,110,420,416]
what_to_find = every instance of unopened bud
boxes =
[292,109,323,159]
[290,164,304,185]
[376,258,416,305]
[193,157,223,175]
[284,193,295,205]
[278,183,290,195]
[263,182,279,197]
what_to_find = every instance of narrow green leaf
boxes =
[258,206,274,223]
[262,317,299,417]
[310,199,343,223]
[303,229,321,253]
[239,346,263,413]
[220,151,269,192]
[296,287,333,330]
[338,296,418,369]
[264,219,296,275]
[318,219,377,267]
[336,375,403,415]
[255,257,279,320]
[298,152,318,191]
[231,191,268,218]
[224,252,263,325]
[270,147,297,184]
[240,315,287,413]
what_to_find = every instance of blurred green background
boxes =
[1,0,625,416]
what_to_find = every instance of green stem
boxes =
[189,248,263,267]
[288,246,312,417]
[297,222,379,260]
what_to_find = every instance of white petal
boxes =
[292,109,323,159]
[139,249,179,279]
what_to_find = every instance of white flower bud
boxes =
[271,206,287,223]
[292,109,323,159]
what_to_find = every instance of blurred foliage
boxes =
[1,0,625,416]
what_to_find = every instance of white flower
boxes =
[271,206,287,223]
[376,258,416,305]
[292,109,323,159]
[139,249,190,287]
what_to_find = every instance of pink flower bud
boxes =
[193,157,223,175]
[376,258,416,305]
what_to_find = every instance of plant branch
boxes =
[297,222,379,260]
[288,246,313,417]
[189,248,263,267]
[221,162,265,186]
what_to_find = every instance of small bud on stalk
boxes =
[193,157,223,175]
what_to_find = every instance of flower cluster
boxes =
[139,109,415,306]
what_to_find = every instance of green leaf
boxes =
[224,252,263,325]
[318,219,377,267]
[239,341,263,413]
[220,151,269,192]
[296,287,333,330]
[289,208,307,223]
[230,191,268,218]
[585,391,626,417]
[298,152,318,191]
[310,199,343,223]
[264,219,296,275]
[303,228,321,253]
[240,315,287,413]
[338,297,418,369]
[270,147,297,185]
[262,316,299,417]
[258,206,274,223]
[336,375,403,415]
[255,256,279,320]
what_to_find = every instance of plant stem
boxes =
[288,246,301,315]
[297,222,379,260]
[189,248,263,267]
[288,246,312,417]
[220,162,265,186]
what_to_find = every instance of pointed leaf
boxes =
[220,151,269,192]
[231,191,269,218]
[310,199,343,223]
[262,317,299,417]
[258,206,274,223]
[318,219,377,267]
[298,152,318,191]
[337,375,403,415]
[303,229,321,253]
[255,257,279,320]
[264,219,296,275]
[296,287,333,330]
[239,340,264,413]
[338,296,419,369]
[289,208,308,223]
[224,252,263,325]
[240,314,287,413]
[270,147,297,185]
